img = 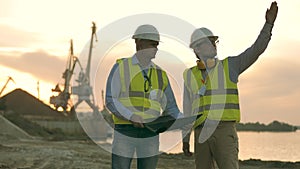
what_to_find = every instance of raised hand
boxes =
[266,1,278,24]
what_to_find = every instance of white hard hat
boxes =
[190,27,218,48]
[132,24,160,42]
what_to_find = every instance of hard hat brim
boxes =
[190,36,218,48]
[132,33,160,42]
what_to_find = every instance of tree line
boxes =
[236,121,298,132]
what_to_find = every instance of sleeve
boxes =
[105,63,133,121]
[228,22,274,82]
[182,83,192,143]
[161,77,183,118]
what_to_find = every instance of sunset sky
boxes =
[1,0,300,125]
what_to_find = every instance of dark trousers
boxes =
[194,121,239,169]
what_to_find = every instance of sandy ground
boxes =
[0,134,299,169]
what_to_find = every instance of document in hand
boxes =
[144,114,200,134]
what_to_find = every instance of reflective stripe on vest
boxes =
[184,59,240,128]
[113,57,168,124]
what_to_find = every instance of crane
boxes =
[50,39,83,113]
[0,76,15,97]
[71,22,99,114]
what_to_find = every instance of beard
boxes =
[195,46,217,60]
[137,48,157,59]
[196,53,215,61]
[195,53,217,69]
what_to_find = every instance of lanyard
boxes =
[142,67,153,92]
[200,65,217,85]
[201,70,208,85]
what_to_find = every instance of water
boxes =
[165,130,300,162]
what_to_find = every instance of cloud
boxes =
[0,24,41,47]
[241,62,300,97]
[240,43,300,97]
[238,51,300,125]
[0,50,66,83]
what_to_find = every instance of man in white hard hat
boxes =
[182,2,278,169]
[106,24,182,169]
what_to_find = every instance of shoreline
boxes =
[166,152,300,163]
[160,153,300,169]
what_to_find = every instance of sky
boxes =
[0,0,300,125]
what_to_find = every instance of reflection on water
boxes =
[166,130,300,162]
[238,130,300,162]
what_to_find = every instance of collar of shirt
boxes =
[132,54,155,69]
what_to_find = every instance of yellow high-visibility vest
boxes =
[113,57,169,124]
[183,59,240,128]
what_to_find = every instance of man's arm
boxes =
[182,84,193,157]
[161,78,183,118]
[228,2,278,80]
[105,63,134,121]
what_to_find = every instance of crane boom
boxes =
[71,22,98,114]
[85,22,97,84]
[0,77,15,97]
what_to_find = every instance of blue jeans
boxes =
[112,125,159,169]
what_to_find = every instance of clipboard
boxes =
[143,114,200,134]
